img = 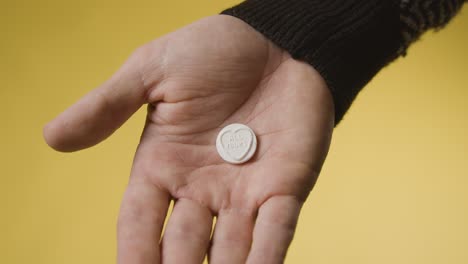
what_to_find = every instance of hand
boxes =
[44,15,334,264]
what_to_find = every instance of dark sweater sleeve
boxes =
[221,0,466,125]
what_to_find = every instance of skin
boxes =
[43,15,335,264]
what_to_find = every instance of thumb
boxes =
[43,45,163,152]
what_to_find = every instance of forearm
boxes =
[222,0,466,124]
[400,0,466,52]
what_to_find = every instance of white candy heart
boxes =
[216,124,257,164]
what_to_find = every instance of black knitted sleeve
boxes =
[221,0,466,124]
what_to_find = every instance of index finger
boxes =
[117,180,170,264]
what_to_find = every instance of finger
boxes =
[161,198,213,264]
[209,208,256,264]
[246,196,302,264]
[117,181,170,264]
[43,45,163,152]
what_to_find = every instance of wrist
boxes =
[222,0,402,125]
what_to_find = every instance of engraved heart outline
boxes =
[220,128,253,161]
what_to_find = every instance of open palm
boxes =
[44,15,334,264]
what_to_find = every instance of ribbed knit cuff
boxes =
[222,0,403,125]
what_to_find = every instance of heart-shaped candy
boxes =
[216,124,257,164]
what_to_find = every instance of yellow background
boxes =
[1,1,467,263]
